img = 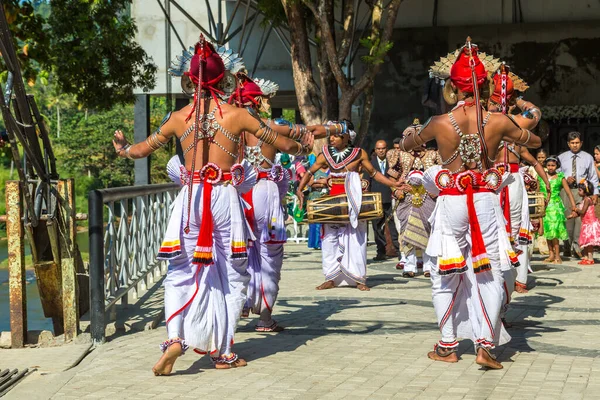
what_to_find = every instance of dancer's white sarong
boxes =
[424,166,512,350]
[500,168,533,312]
[159,158,256,355]
[246,167,289,317]
[321,172,367,286]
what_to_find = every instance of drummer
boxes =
[299,120,407,291]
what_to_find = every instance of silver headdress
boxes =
[253,78,279,98]
[168,43,246,98]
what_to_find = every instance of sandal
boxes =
[255,320,284,332]
[212,353,248,369]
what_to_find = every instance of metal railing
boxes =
[89,183,180,344]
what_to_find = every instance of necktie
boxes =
[380,160,385,173]
[572,154,577,179]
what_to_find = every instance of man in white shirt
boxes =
[558,131,599,258]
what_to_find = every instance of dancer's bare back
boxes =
[403,106,541,171]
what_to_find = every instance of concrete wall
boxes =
[364,21,600,153]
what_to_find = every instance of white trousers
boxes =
[322,221,367,286]
[246,179,285,322]
[163,184,250,355]
[428,192,510,349]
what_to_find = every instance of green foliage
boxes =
[2,0,157,110]
[54,104,136,189]
[282,109,296,122]
[359,38,394,66]
[256,0,288,28]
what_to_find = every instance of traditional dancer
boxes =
[401,37,542,368]
[113,37,314,374]
[387,119,440,276]
[489,64,549,300]
[298,121,406,291]
[230,73,290,332]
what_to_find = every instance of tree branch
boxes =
[336,0,355,65]
[351,0,402,96]
[302,0,351,93]
[282,0,322,123]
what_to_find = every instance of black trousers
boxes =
[372,202,399,256]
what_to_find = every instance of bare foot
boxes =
[553,257,563,264]
[514,283,529,294]
[357,283,370,291]
[543,256,555,263]
[427,350,458,363]
[215,358,248,369]
[152,342,182,376]
[316,280,335,290]
[424,272,431,278]
[475,347,503,369]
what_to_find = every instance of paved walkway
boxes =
[7,244,600,399]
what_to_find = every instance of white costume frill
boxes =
[157,157,257,355]
[496,163,534,312]
[423,166,515,350]
[321,171,367,286]
[244,165,290,316]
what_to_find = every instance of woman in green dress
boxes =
[538,156,577,264]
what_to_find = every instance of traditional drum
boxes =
[307,192,383,224]
[528,192,546,218]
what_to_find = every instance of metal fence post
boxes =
[88,189,105,344]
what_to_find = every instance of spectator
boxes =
[594,145,600,184]
[574,180,600,265]
[369,139,400,261]
[558,132,599,258]
[539,156,577,264]
[392,137,402,150]
[307,155,329,250]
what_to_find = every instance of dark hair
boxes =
[537,148,548,157]
[544,156,561,168]
[567,131,582,142]
[393,137,402,145]
[595,145,600,153]
[578,180,594,196]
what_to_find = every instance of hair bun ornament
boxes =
[168,38,245,98]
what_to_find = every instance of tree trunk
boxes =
[282,0,321,125]
[338,95,353,121]
[316,24,338,121]
[355,80,375,146]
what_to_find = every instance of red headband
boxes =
[450,45,487,93]
[229,76,264,107]
[490,67,514,114]
[185,41,225,87]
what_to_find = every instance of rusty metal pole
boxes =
[6,181,26,348]
[58,179,79,341]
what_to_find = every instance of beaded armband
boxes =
[273,118,293,128]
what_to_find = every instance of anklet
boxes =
[211,353,239,364]
[159,338,189,354]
